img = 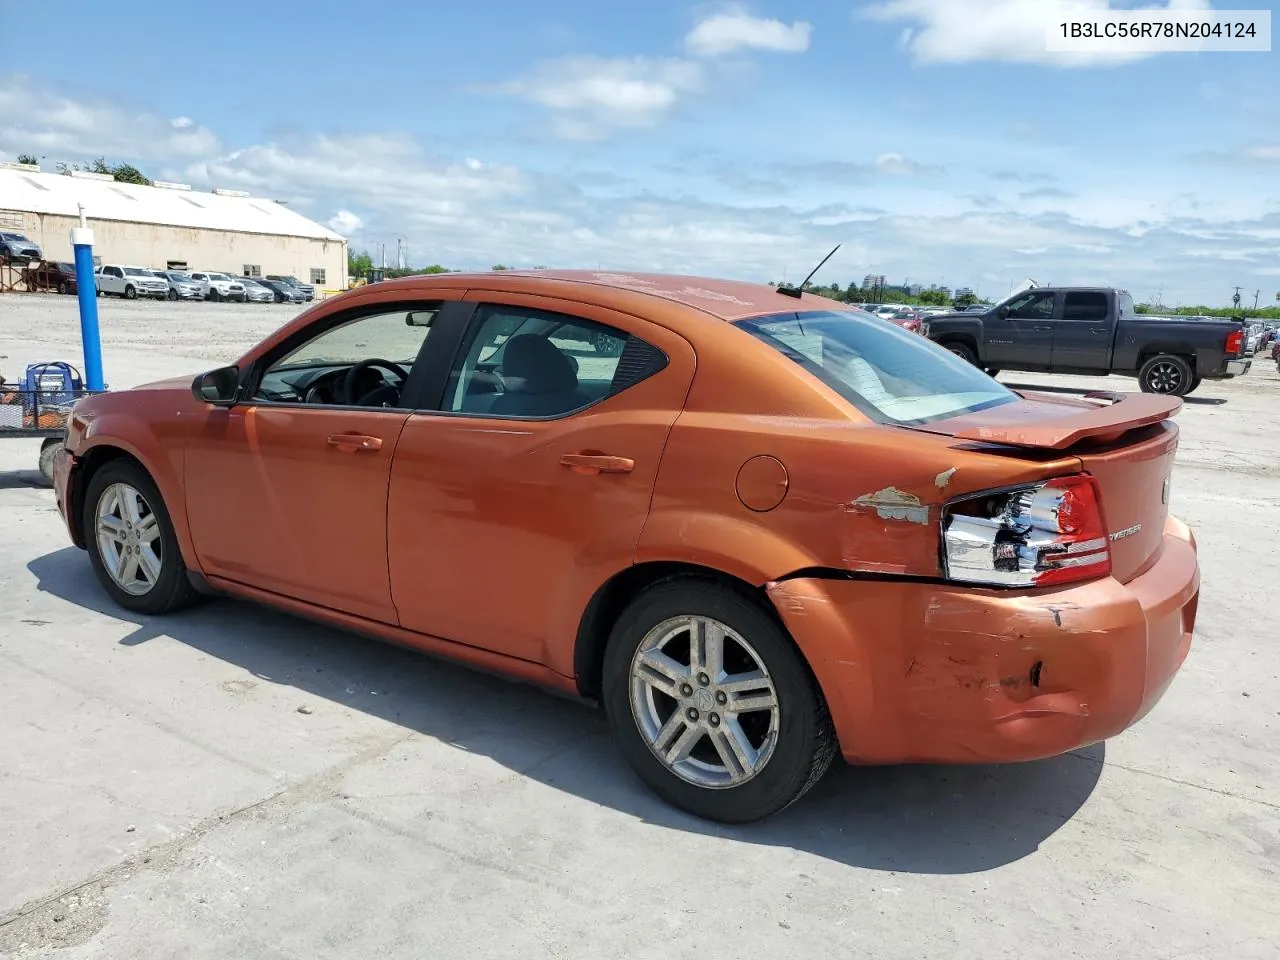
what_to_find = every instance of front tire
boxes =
[83,460,198,615]
[124,285,137,300]
[1138,354,1194,396]
[602,578,837,823]
[58,281,69,295]
[167,288,178,301]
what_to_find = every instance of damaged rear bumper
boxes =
[767,514,1199,765]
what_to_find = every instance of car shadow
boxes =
[28,547,1104,876]
[1004,381,1227,406]
[0,469,49,490]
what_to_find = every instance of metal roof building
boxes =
[0,165,347,292]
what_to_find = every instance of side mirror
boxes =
[996,305,1011,320]
[192,366,239,406]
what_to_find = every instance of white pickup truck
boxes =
[189,271,247,301]
[95,265,170,299]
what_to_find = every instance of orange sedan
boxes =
[51,271,1199,822]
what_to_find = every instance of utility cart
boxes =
[0,362,104,482]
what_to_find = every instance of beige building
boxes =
[0,164,347,292]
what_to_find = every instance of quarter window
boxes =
[445,305,666,419]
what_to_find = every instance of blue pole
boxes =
[70,218,104,391]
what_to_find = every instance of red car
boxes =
[21,260,78,295]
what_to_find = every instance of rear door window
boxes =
[445,305,667,419]
[1062,292,1109,321]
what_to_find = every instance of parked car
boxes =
[95,264,170,299]
[0,231,41,262]
[189,271,246,302]
[256,277,306,303]
[236,277,276,303]
[265,274,316,301]
[153,270,206,301]
[49,271,1200,823]
[926,286,1250,395]
[21,260,78,294]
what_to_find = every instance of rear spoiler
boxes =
[931,391,1182,450]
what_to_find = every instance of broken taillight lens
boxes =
[941,475,1111,587]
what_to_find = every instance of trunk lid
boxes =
[910,390,1181,583]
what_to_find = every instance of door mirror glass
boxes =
[996,305,1011,320]
[193,366,239,405]
[405,309,436,327]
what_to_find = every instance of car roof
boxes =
[370,269,850,323]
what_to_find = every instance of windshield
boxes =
[738,309,1016,425]
[123,267,149,276]
[168,272,192,281]
[58,262,75,271]
[208,273,229,280]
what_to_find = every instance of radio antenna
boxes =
[776,244,841,299]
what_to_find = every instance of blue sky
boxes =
[3,0,1279,305]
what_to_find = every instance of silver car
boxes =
[236,277,277,303]
[153,270,205,301]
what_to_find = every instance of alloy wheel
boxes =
[95,482,163,596]
[1145,360,1183,393]
[629,615,780,789]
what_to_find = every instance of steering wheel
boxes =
[341,359,410,406]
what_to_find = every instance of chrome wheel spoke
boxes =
[719,670,778,713]
[712,720,758,780]
[99,515,127,543]
[689,618,725,679]
[137,545,162,583]
[135,513,160,544]
[660,719,703,764]
[634,649,689,699]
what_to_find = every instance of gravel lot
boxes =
[1,292,1277,959]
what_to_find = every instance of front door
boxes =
[184,304,441,623]
[984,290,1058,368]
[386,295,696,670]
[1050,290,1113,371]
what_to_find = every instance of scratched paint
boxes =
[849,486,930,524]
[934,467,957,489]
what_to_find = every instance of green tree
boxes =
[419,264,451,274]
[491,264,510,271]
[16,153,37,165]
[109,162,151,186]
[917,288,949,306]
[953,291,978,309]
[349,250,374,277]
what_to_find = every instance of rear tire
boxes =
[83,460,198,615]
[602,578,837,823]
[57,281,69,295]
[1138,354,1194,396]
[944,342,979,366]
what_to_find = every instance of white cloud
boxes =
[328,209,364,235]
[493,56,703,139]
[863,0,1215,67]
[0,76,219,163]
[684,7,812,56]
[1,76,1274,306]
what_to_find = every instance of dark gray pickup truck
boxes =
[925,286,1251,396]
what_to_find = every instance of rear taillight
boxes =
[941,475,1111,588]
[1225,327,1244,355]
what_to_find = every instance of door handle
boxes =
[560,453,635,475]
[327,434,383,452]
[1034,325,1052,331]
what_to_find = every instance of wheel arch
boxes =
[1137,342,1198,372]
[71,439,198,569]
[573,561,778,701]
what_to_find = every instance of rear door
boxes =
[99,266,123,295]
[386,293,696,670]
[984,290,1057,367]
[1050,291,1113,370]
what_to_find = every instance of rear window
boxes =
[738,309,1016,425]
